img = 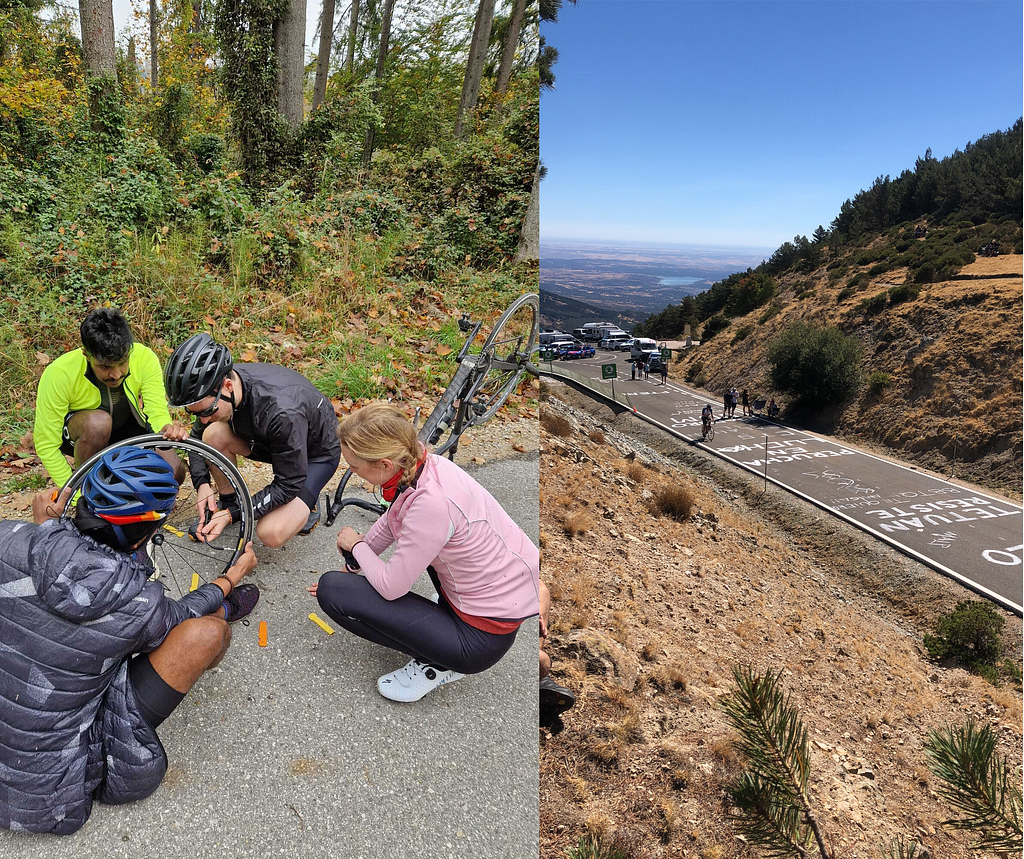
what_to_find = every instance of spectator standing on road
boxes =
[311,403,540,703]
[642,359,650,381]
[0,447,258,835]
[722,390,731,419]
[731,389,739,418]
[630,360,636,380]
[659,360,668,385]
[741,389,750,416]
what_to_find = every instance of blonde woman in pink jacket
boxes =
[308,403,540,703]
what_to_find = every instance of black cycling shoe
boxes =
[298,507,320,536]
[222,584,260,623]
[540,675,576,715]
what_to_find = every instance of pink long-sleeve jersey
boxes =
[352,454,540,624]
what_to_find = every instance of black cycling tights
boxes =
[315,570,518,674]
[128,653,186,729]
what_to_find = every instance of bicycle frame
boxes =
[323,295,538,527]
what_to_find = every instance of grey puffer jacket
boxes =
[0,518,224,835]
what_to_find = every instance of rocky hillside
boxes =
[671,253,1022,500]
[539,383,1022,859]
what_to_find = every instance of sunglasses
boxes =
[187,388,222,418]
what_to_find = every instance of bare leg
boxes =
[147,616,231,694]
[256,496,312,548]
[197,420,252,495]
[68,410,113,467]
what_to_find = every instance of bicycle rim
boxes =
[464,292,539,425]
[60,434,254,597]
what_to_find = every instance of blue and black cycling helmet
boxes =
[80,447,179,548]
[164,333,233,406]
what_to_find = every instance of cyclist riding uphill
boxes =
[32,307,185,524]
[162,333,341,548]
[308,403,540,703]
[0,447,257,835]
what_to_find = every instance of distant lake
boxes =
[658,277,703,286]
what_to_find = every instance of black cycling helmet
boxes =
[164,333,233,406]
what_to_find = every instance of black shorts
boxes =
[128,653,186,730]
[246,445,340,510]
[60,411,148,459]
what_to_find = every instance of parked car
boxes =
[562,342,595,360]
[617,338,637,352]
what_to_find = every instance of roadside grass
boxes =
[0,204,535,457]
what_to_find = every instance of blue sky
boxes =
[540,1,1024,250]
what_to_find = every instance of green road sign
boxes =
[540,349,557,361]
[661,348,671,360]
[602,363,617,380]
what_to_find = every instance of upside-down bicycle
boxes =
[323,291,540,525]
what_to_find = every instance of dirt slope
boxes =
[539,384,1022,859]
[675,254,1022,499]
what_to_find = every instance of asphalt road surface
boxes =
[548,351,1023,615]
[2,454,540,859]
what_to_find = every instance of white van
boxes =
[630,338,657,360]
[600,330,630,349]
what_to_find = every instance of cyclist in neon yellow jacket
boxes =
[32,308,183,522]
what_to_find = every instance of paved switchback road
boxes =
[551,352,1023,615]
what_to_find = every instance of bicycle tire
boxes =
[60,434,254,595]
[705,424,715,442]
[463,292,539,425]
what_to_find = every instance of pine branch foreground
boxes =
[924,719,1023,851]
[719,665,831,858]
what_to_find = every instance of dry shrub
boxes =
[570,573,595,606]
[656,797,680,844]
[613,712,644,744]
[567,775,591,803]
[541,411,572,437]
[671,767,691,790]
[640,642,659,662]
[563,509,592,538]
[588,429,606,444]
[653,484,695,521]
[701,845,724,859]
[657,741,689,766]
[547,579,564,602]
[588,738,622,767]
[710,735,740,770]
[610,610,630,645]
[646,664,688,692]
[601,682,633,710]
[585,812,615,841]
[539,380,552,401]
[625,461,646,483]
[538,531,549,549]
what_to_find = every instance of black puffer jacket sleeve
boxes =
[251,410,308,518]
[133,581,226,654]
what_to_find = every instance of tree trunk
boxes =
[312,0,336,111]
[360,0,393,168]
[345,0,359,71]
[495,0,527,95]
[514,161,539,262]
[455,0,496,138]
[273,0,308,128]
[149,0,159,89]
[126,35,138,91]
[78,0,118,131]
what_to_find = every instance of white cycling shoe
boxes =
[377,659,464,703]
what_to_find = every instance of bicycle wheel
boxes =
[463,292,539,425]
[705,423,715,442]
[59,434,254,598]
